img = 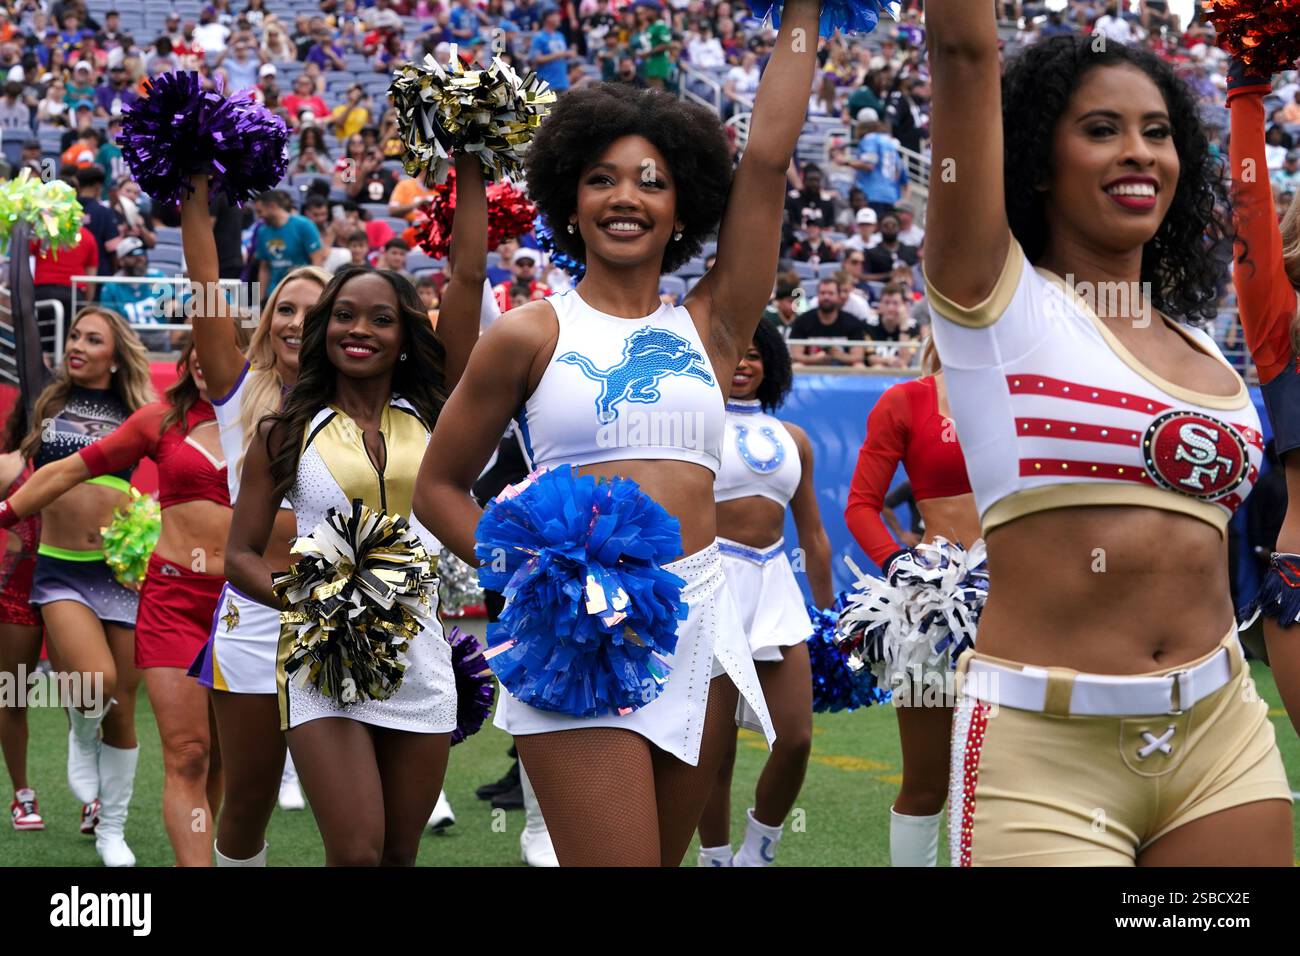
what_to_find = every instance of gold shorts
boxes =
[950,630,1292,866]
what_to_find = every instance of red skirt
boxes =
[0,551,39,627]
[135,553,226,670]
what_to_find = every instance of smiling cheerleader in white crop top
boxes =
[183,173,333,867]
[416,3,822,867]
[923,6,1291,866]
[695,319,833,868]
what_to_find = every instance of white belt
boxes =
[961,647,1234,717]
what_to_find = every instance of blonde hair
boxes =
[21,307,156,460]
[234,266,330,476]
[920,336,941,376]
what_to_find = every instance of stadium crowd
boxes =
[0,0,1294,373]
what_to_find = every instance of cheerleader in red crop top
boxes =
[0,400,45,833]
[842,344,985,867]
[921,5,1291,867]
[0,342,230,868]
[1227,56,1300,738]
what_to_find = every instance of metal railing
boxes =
[677,60,724,114]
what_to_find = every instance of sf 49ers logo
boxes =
[1141,410,1248,500]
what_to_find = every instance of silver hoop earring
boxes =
[566,223,576,234]
[673,232,683,241]
[400,352,407,362]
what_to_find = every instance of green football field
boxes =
[3,657,1299,867]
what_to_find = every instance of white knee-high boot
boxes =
[214,841,269,867]
[518,761,557,867]
[95,743,138,867]
[889,808,943,867]
[279,751,304,811]
[67,705,106,804]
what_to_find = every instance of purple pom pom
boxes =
[120,71,289,207]
[447,626,496,745]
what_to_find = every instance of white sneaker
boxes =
[427,790,455,831]
[278,756,305,811]
[94,744,137,868]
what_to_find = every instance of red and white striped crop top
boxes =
[926,241,1262,536]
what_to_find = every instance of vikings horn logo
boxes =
[558,327,715,424]
[221,597,240,632]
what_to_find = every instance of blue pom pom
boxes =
[807,598,889,713]
[475,466,688,718]
[533,212,586,280]
[745,0,897,38]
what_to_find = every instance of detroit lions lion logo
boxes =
[558,327,715,424]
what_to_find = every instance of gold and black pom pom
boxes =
[389,47,556,185]
[274,500,439,705]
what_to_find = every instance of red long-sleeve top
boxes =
[1229,82,1300,455]
[844,377,972,567]
[78,400,230,509]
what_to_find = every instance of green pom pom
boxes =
[101,491,161,589]
[0,168,84,255]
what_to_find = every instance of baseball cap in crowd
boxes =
[513,248,540,265]
[855,208,877,226]
[117,237,147,258]
[74,61,93,73]
[802,208,823,224]
[894,201,915,215]
[774,278,799,300]
[75,100,94,111]
[259,63,277,77]
[856,107,879,124]
[1287,149,1300,163]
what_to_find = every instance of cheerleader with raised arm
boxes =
[414,0,829,866]
[182,177,330,866]
[923,3,1291,864]
[1225,47,1300,736]
[695,319,833,868]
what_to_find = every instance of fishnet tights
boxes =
[516,674,741,866]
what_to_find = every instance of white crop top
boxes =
[926,241,1263,535]
[517,289,725,473]
[211,361,293,510]
[714,400,802,507]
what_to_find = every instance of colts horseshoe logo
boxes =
[1141,410,1248,500]
[735,424,785,474]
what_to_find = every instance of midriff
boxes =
[976,505,1232,674]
